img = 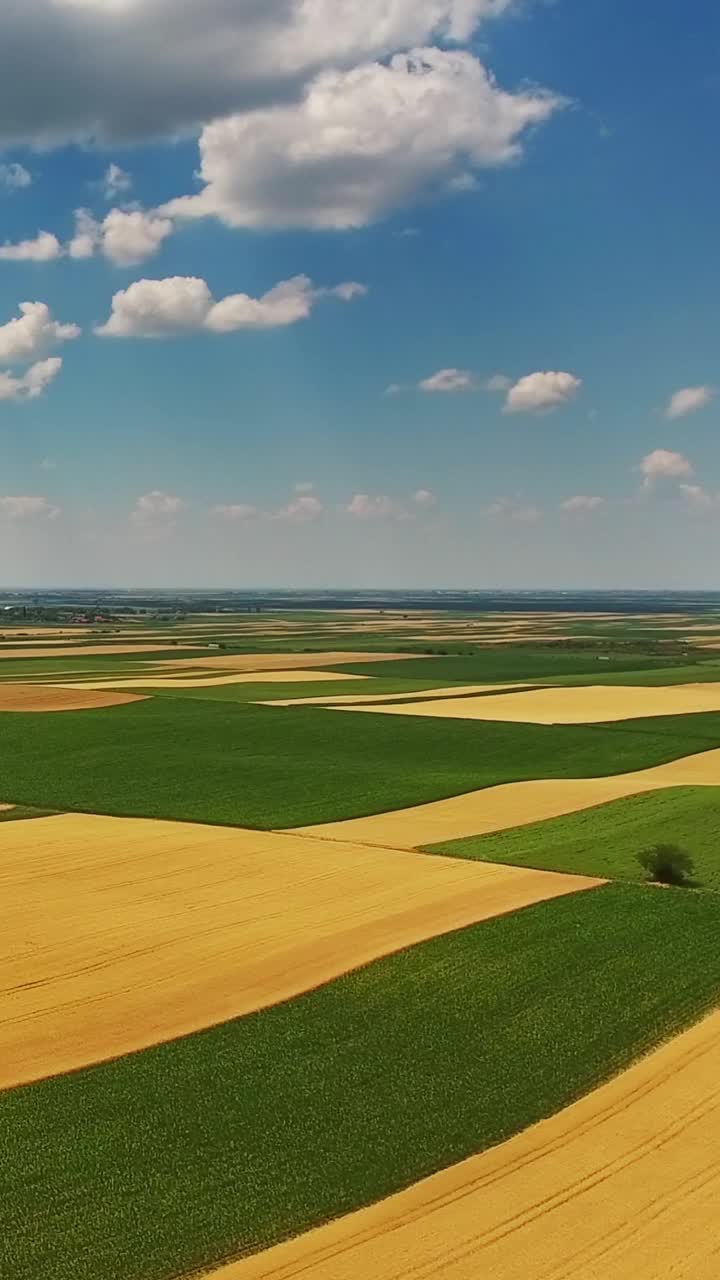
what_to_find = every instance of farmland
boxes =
[3,699,720,827]
[427,784,720,891]
[3,599,720,1280]
[4,885,720,1280]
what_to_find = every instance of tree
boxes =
[636,843,696,888]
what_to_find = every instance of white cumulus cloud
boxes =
[69,207,174,266]
[0,301,79,365]
[560,495,605,514]
[346,494,401,520]
[505,370,582,414]
[103,163,132,200]
[0,2,520,148]
[418,368,476,393]
[273,494,324,523]
[0,494,60,519]
[97,208,173,267]
[0,358,63,402]
[0,162,32,191]
[0,1,518,146]
[0,231,62,262]
[679,484,715,511]
[413,488,436,506]
[666,385,715,420]
[131,490,185,529]
[640,449,693,485]
[97,274,365,338]
[211,503,259,522]
[486,497,541,523]
[164,48,563,230]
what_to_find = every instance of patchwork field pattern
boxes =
[330,682,720,723]
[0,811,600,1087]
[218,1010,720,1280]
[3,605,720,1280]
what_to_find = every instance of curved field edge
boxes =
[0,814,600,1089]
[4,699,720,827]
[4,884,720,1280]
[424,786,720,890]
[209,1009,720,1280]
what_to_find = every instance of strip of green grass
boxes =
[3,885,720,1280]
[0,651,211,676]
[544,661,720,687]
[3,700,720,827]
[425,786,720,891]
[337,649,693,683]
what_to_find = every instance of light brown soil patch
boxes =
[58,671,369,691]
[294,746,720,847]
[153,652,428,673]
[0,684,145,712]
[333,683,720,725]
[218,1010,720,1280]
[0,812,599,1089]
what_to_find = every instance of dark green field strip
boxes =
[0,805,57,823]
[0,651,212,676]
[425,786,720,891]
[543,661,720,688]
[334,649,693,684]
[3,886,720,1280]
[3,699,720,827]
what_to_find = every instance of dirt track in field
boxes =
[333,682,720,724]
[0,684,145,712]
[294,746,720,847]
[217,1010,720,1280]
[0,813,599,1088]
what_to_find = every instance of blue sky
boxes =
[0,0,717,587]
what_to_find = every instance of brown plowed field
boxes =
[0,684,145,712]
[212,1011,720,1280]
[0,813,599,1088]
[294,746,720,847]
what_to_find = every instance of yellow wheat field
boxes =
[332,682,720,724]
[58,670,369,691]
[294,745,720,847]
[0,812,599,1088]
[216,1011,720,1280]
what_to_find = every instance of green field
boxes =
[3,698,720,827]
[426,786,720,890]
[3,885,719,1280]
[544,660,720,687]
[338,649,696,683]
